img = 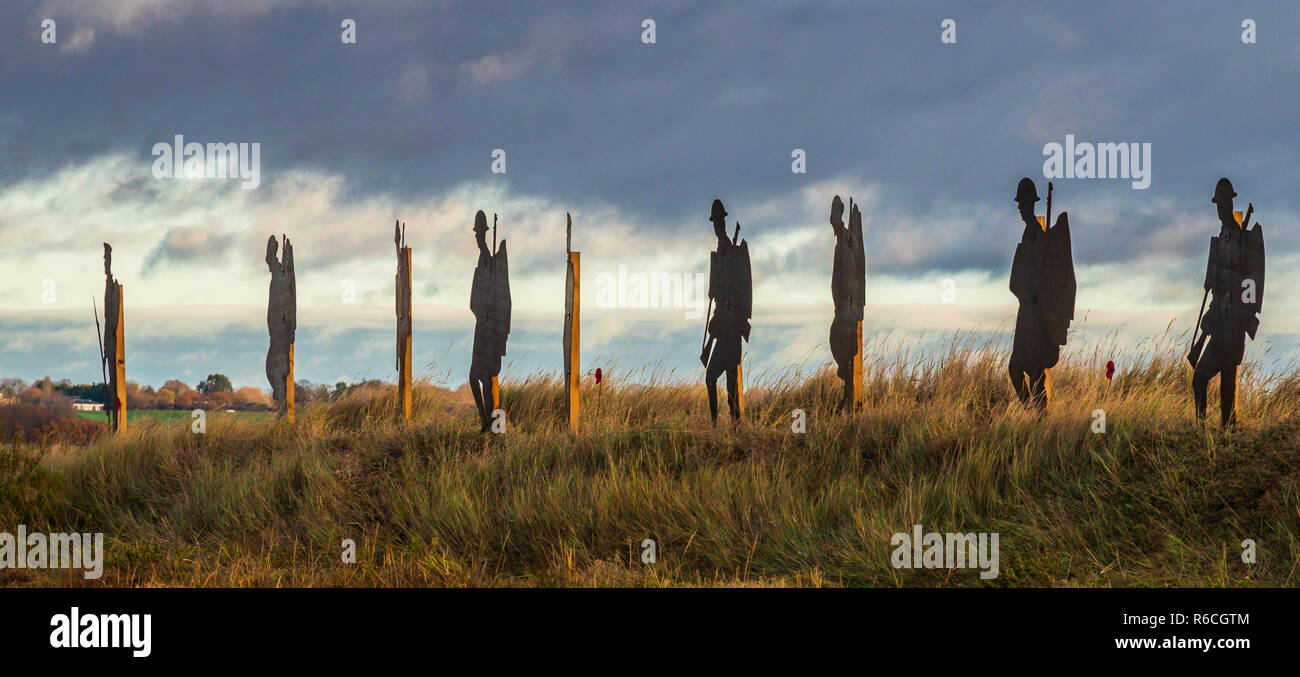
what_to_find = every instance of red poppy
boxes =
[594,368,603,384]
[1105,360,1115,380]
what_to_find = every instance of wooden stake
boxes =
[399,331,412,423]
[852,319,864,410]
[566,250,580,429]
[735,359,745,418]
[397,242,413,424]
[110,284,126,432]
[285,343,295,424]
[564,214,580,430]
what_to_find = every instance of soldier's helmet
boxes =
[830,195,845,225]
[1014,178,1039,205]
[473,210,489,232]
[710,199,727,223]
[1211,178,1236,204]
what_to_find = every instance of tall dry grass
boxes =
[2,330,1297,587]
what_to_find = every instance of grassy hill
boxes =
[4,334,1297,587]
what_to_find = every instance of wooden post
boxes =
[1224,210,1246,422]
[110,285,126,432]
[285,343,295,423]
[490,375,500,415]
[1034,215,1052,409]
[852,319,864,409]
[735,359,745,418]
[399,310,412,423]
[564,214,580,430]
[566,252,581,429]
[397,227,413,424]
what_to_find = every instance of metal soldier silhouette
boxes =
[1188,178,1265,427]
[1008,178,1075,410]
[265,234,296,420]
[469,210,511,432]
[700,199,752,424]
[829,195,866,411]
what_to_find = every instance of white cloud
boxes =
[38,0,316,34]
[60,28,95,53]
[460,52,536,87]
[457,22,571,86]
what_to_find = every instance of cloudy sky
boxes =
[1,0,1297,391]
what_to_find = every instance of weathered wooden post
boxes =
[265,234,296,422]
[735,359,745,417]
[563,213,580,430]
[286,344,295,420]
[488,217,502,423]
[102,244,126,432]
[395,221,413,423]
[852,320,863,408]
[111,285,126,430]
[735,216,748,418]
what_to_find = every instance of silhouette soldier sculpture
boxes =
[1008,178,1076,410]
[265,234,296,420]
[829,195,866,412]
[700,199,752,424]
[1189,178,1265,427]
[469,210,511,432]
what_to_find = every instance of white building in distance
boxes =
[71,398,104,412]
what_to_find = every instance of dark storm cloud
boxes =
[1,0,1298,277]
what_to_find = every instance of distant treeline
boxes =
[0,375,385,413]
[54,382,107,401]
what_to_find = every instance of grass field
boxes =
[75,409,271,423]
[3,332,1298,587]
